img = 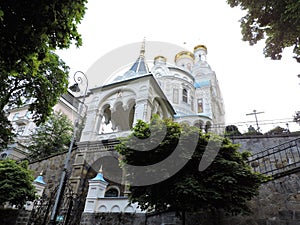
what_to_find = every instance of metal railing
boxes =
[248,138,300,179]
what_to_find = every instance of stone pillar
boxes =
[80,95,101,142]
[83,168,108,213]
[134,99,152,124]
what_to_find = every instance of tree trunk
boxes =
[212,208,222,225]
[182,210,186,225]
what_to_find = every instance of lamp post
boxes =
[49,71,88,225]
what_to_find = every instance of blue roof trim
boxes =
[174,113,211,119]
[91,172,108,183]
[34,175,46,185]
[194,80,210,88]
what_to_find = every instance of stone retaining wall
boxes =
[26,134,300,225]
[79,173,300,225]
[80,212,145,225]
[230,134,300,153]
[28,150,75,190]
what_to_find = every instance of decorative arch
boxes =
[99,104,113,134]
[152,97,168,119]
[105,186,120,197]
[1,153,7,159]
[98,205,107,212]
[124,205,135,213]
[193,120,204,130]
[97,89,137,134]
[97,88,137,109]
[205,121,212,133]
[111,205,121,213]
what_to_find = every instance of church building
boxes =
[80,42,225,143]
[74,41,226,214]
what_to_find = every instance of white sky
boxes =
[56,0,300,133]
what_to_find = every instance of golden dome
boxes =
[174,51,195,62]
[194,45,207,52]
[154,55,167,62]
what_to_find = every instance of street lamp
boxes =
[49,71,88,225]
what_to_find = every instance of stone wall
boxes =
[0,208,19,225]
[230,133,300,154]
[25,134,300,225]
[80,212,145,225]
[28,150,75,190]
[242,172,300,225]
[80,179,300,225]
[15,209,31,225]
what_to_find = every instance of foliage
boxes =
[28,112,73,161]
[227,0,300,62]
[264,126,288,135]
[116,117,268,217]
[0,0,87,73]
[243,125,263,136]
[0,159,36,208]
[293,111,300,125]
[0,111,15,149]
[0,0,87,148]
[225,125,242,136]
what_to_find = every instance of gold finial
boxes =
[140,37,146,56]
[40,170,44,176]
[99,165,103,173]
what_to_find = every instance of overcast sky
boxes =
[56,0,300,133]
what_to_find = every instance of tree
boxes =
[293,111,300,125]
[0,159,36,208]
[226,0,300,62]
[0,0,87,72]
[0,0,87,148]
[225,125,242,136]
[116,117,268,224]
[0,112,15,149]
[243,125,263,136]
[264,126,288,135]
[28,112,73,161]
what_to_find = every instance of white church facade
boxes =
[79,42,226,214]
[81,42,225,143]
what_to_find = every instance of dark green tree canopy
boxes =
[0,0,87,73]
[116,117,267,216]
[227,0,300,62]
[225,125,242,136]
[0,0,87,148]
[0,112,14,149]
[0,159,36,208]
[28,112,73,161]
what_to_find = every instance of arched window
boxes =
[182,88,188,103]
[129,104,135,129]
[104,188,119,197]
[197,98,203,113]
[205,122,212,133]
[100,106,113,134]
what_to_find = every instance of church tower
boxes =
[151,44,225,133]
